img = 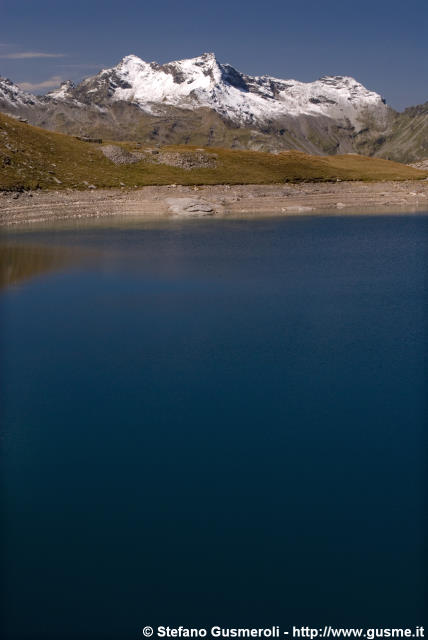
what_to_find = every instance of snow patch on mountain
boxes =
[46,80,76,101]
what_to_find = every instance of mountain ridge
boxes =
[45,52,389,127]
[1,53,426,162]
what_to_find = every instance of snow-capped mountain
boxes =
[1,54,425,161]
[0,76,40,109]
[53,52,388,127]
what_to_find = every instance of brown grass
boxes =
[1,113,426,191]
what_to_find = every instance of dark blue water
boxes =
[1,215,427,639]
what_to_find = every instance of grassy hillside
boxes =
[1,113,426,191]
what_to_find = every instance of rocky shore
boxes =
[1,180,428,226]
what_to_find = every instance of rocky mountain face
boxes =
[375,102,428,162]
[0,53,426,161]
[0,77,39,109]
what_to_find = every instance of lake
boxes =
[1,214,427,639]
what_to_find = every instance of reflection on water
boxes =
[0,244,72,288]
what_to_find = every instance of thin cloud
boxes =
[18,75,63,91]
[0,51,66,59]
[57,63,101,69]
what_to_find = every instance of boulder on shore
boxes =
[165,197,218,217]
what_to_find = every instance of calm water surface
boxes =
[1,215,427,638]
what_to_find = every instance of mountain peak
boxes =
[122,53,143,62]
[115,52,222,77]
[118,54,146,68]
[196,52,218,63]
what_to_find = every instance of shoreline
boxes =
[1,180,428,227]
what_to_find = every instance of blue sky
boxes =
[0,0,427,110]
